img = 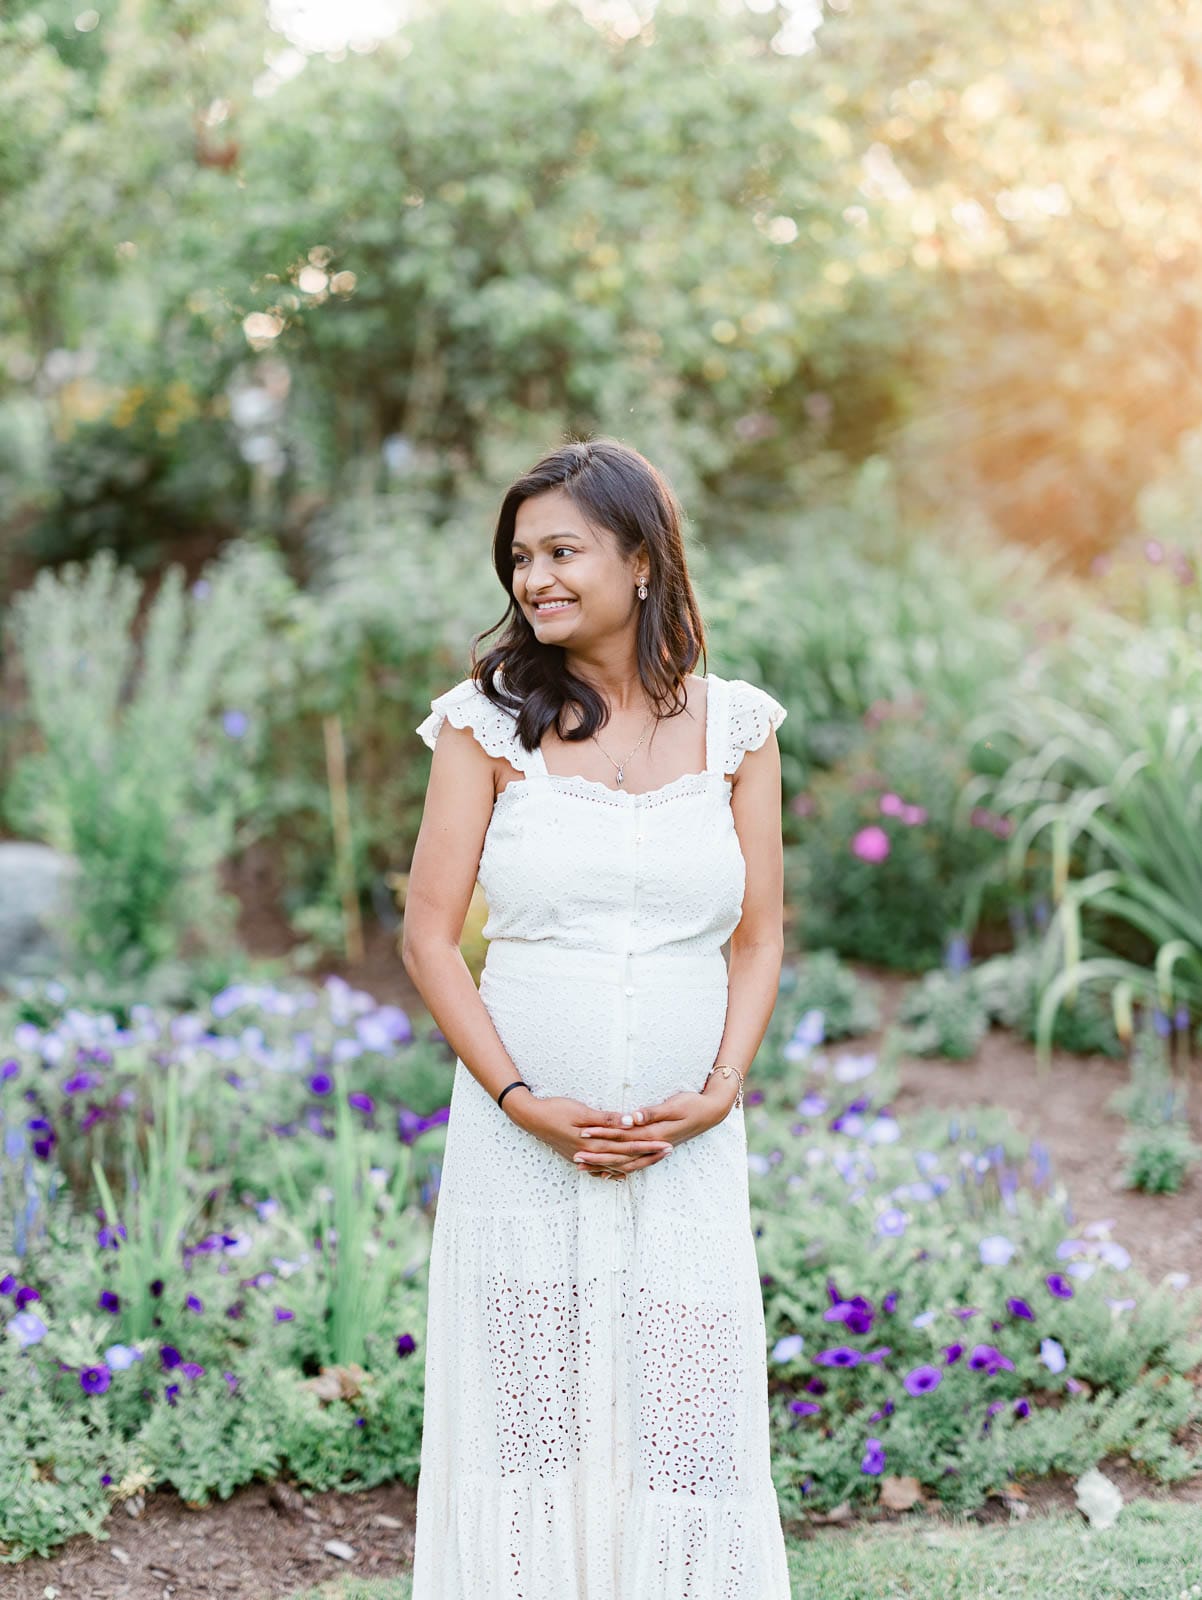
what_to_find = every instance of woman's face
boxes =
[510,487,647,647]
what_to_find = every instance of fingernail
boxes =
[574,1155,587,1163]
[621,1114,634,1128]
[634,1111,645,1124]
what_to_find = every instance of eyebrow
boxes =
[509,531,583,549]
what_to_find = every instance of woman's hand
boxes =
[507,1094,673,1180]
[572,1089,729,1175]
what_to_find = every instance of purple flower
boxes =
[222,709,249,739]
[860,1437,887,1475]
[1046,1273,1074,1299]
[307,1072,333,1096]
[978,1235,1016,1267]
[903,1364,942,1397]
[7,1311,48,1347]
[1097,1241,1131,1271]
[80,1365,111,1394]
[104,1344,141,1370]
[98,1291,120,1315]
[165,1383,180,1406]
[396,1332,417,1358]
[1014,1397,1031,1418]
[63,1070,102,1095]
[186,1294,204,1314]
[967,1343,1015,1374]
[789,1400,821,1417]
[224,1370,239,1393]
[824,1295,875,1335]
[181,1361,205,1380]
[274,1306,294,1322]
[347,1091,374,1115]
[863,1347,893,1364]
[0,1273,15,1295]
[815,1346,863,1368]
[882,1290,898,1314]
[0,1059,19,1082]
[772,1334,805,1362]
[869,1399,896,1422]
[160,1345,182,1369]
[942,1343,964,1365]
[950,1307,979,1321]
[14,1285,41,1309]
[1006,1297,1035,1321]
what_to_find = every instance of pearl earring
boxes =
[637,580,648,600]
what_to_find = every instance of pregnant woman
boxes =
[402,436,792,1598]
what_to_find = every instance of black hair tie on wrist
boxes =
[497,1079,530,1110]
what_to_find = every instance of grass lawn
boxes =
[285,1499,1202,1599]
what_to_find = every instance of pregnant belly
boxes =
[479,939,730,1109]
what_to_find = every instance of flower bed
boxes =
[1,976,1200,1562]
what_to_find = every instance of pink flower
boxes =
[879,792,904,816]
[901,805,927,826]
[852,826,890,865]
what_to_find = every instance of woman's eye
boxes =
[512,548,575,565]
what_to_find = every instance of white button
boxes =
[624,985,635,996]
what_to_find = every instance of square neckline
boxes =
[498,672,729,804]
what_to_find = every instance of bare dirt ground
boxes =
[7,915,1202,1599]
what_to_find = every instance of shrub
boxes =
[786,716,1013,971]
[897,969,990,1060]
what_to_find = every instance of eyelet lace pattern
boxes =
[410,670,791,1599]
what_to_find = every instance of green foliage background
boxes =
[5,0,1202,570]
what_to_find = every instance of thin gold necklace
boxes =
[591,708,657,786]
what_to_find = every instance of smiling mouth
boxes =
[532,599,576,613]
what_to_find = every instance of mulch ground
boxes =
[6,922,1202,1598]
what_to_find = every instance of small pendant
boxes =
[616,768,625,784]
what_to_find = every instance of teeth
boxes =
[536,601,574,610]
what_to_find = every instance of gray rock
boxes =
[0,841,78,984]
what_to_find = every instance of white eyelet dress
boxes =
[409,670,792,1600]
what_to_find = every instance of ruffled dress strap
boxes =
[415,674,547,777]
[715,674,788,775]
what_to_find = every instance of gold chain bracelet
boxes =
[704,1063,745,1109]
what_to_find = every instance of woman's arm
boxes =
[697,726,787,1121]
[400,722,531,1106]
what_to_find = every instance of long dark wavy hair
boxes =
[470,437,707,753]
